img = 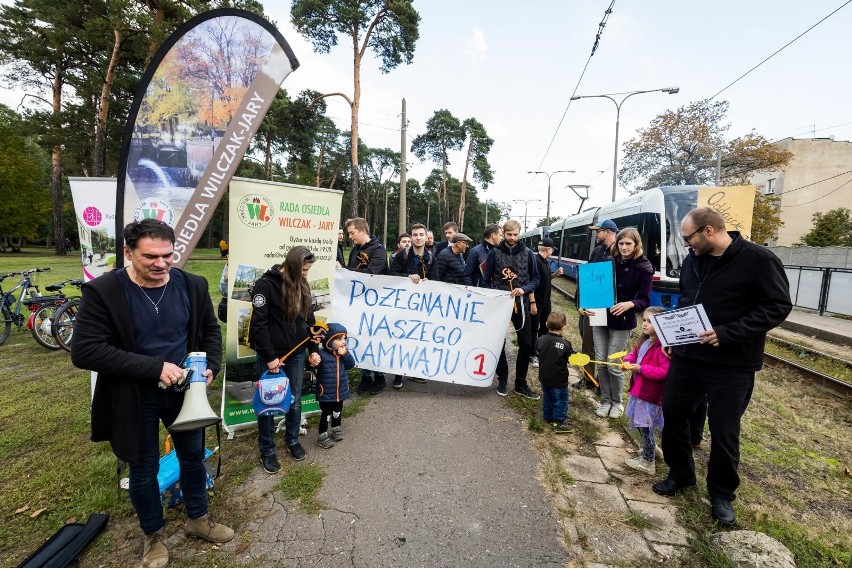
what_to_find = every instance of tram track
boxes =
[551,280,852,399]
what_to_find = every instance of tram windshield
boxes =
[663,188,698,278]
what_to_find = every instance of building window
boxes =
[766,178,776,194]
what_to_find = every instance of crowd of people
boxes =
[71,205,792,566]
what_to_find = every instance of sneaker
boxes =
[142,528,168,568]
[571,379,587,390]
[287,443,306,461]
[356,378,372,395]
[392,375,403,389]
[595,403,612,417]
[409,377,428,383]
[624,456,655,475]
[529,356,539,368]
[331,426,344,442]
[370,380,386,395]
[317,432,334,449]
[608,403,624,419]
[497,378,508,396]
[514,385,541,400]
[550,421,573,434]
[260,453,280,474]
[185,515,235,544]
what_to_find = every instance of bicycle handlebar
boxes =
[20,267,51,276]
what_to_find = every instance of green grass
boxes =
[0,249,228,567]
[765,337,852,384]
[275,463,325,515]
[623,510,658,530]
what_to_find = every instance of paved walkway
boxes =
[780,309,852,347]
[158,336,696,567]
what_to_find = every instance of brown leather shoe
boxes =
[185,515,235,544]
[142,528,168,568]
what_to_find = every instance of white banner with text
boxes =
[331,272,513,386]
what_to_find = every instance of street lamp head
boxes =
[570,96,580,101]
[663,87,680,94]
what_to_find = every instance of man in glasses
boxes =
[653,207,791,527]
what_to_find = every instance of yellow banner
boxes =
[698,185,756,240]
[225,178,342,381]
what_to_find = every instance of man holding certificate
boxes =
[653,207,792,527]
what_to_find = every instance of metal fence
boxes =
[784,266,852,316]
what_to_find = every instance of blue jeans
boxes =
[542,385,569,423]
[130,387,208,535]
[257,349,306,454]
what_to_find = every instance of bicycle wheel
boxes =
[30,303,61,350]
[0,304,11,345]
[52,299,78,353]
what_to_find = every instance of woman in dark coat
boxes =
[248,246,321,471]
[589,227,653,420]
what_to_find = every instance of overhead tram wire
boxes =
[527,0,617,191]
[708,0,852,101]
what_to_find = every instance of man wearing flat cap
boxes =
[530,237,564,367]
[574,219,618,389]
[436,232,472,285]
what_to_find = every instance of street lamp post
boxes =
[571,87,679,202]
[528,170,575,222]
[513,199,541,233]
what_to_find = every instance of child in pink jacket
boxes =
[621,306,670,475]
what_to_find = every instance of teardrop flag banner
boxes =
[115,8,299,267]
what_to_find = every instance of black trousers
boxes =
[530,303,551,357]
[318,400,343,434]
[661,357,754,502]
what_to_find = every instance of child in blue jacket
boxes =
[315,323,356,448]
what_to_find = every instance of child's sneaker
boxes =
[550,421,573,434]
[595,403,612,417]
[317,432,334,449]
[624,456,655,475]
[608,403,624,419]
[331,426,344,442]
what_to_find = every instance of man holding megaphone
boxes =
[72,219,233,568]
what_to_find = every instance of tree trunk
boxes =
[458,138,473,230]
[349,44,361,217]
[94,27,123,177]
[316,143,325,187]
[264,136,272,180]
[52,54,65,256]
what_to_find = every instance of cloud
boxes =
[463,28,487,71]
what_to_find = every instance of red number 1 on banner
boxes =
[473,353,486,376]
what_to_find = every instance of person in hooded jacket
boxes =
[314,323,356,449]
[345,217,389,394]
[249,246,322,472]
[588,227,653,420]
[482,219,541,399]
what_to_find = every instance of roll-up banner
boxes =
[68,177,118,282]
[222,178,343,434]
[115,8,299,267]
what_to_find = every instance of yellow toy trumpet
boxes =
[567,351,630,387]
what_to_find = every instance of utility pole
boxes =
[399,98,407,232]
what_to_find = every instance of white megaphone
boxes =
[169,352,221,432]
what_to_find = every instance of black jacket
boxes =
[389,247,437,280]
[347,236,388,275]
[674,233,792,370]
[537,333,574,388]
[248,266,318,365]
[71,268,221,463]
[534,253,554,312]
[436,247,471,285]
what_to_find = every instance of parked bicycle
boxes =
[31,278,84,350]
[0,267,52,346]
[47,279,84,353]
